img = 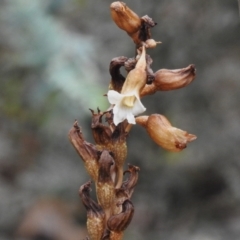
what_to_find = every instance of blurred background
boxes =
[0,0,240,239]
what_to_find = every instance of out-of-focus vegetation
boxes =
[0,0,240,239]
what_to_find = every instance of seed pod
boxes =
[136,114,197,152]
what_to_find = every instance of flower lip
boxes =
[108,90,146,125]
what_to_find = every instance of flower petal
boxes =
[132,96,146,116]
[108,90,123,104]
[113,106,125,125]
[126,113,136,124]
[112,103,136,125]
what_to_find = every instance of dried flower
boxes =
[139,15,157,43]
[68,121,99,181]
[79,181,105,240]
[107,199,134,237]
[109,56,128,92]
[136,114,197,152]
[141,64,196,97]
[90,108,129,189]
[108,46,147,125]
[113,188,129,215]
[90,108,113,147]
[121,164,140,198]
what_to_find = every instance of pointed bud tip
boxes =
[110,1,123,11]
[145,39,162,48]
[186,133,197,142]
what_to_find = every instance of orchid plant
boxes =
[68,2,196,239]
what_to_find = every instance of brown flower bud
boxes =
[79,181,105,240]
[97,150,115,220]
[110,2,141,44]
[110,3,157,46]
[141,64,196,97]
[68,121,99,181]
[107,199,134,233]
[136,114,197,152]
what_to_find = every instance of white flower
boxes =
[108,90,146,125]
[107,46,147,126]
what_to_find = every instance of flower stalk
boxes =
[69,2,197,239]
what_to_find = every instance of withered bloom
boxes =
[112,188,129,215]
[141,64,196,97]
[90,108,113,147]
[138,15,157,44]
[108,46,147,125]
[109,56,128,92]
[136,114,197,152]
[90,109,129,188]
[68,121,99,181]
[97,150,115,220]
[122,164,140,198]
[107,199,134,239]
[79,181,105,240]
